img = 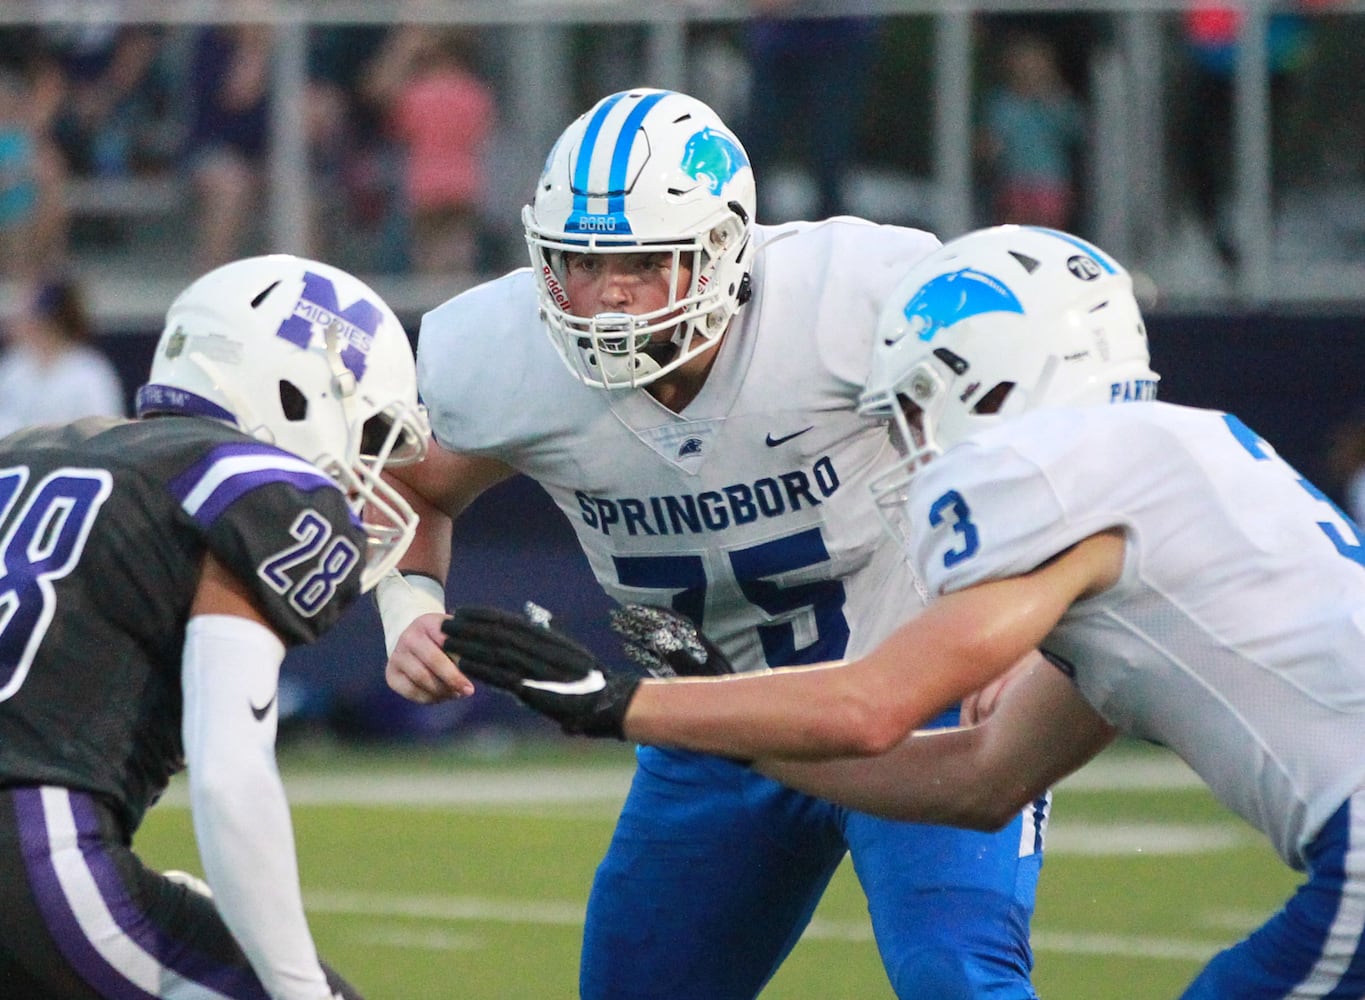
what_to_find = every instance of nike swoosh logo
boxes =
[523,670,608,696]
[765,426,814,447]
[250,691,278,722]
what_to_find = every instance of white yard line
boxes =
[162,744,1234,967]
[158,744,1202,809]
[159,749,1247,856]
[310,888,1226,963]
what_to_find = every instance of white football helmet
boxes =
[859,226,1159,536]
[524,88,757,389]
[135,254,431,591]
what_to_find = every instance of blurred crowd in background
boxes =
[1,2,1364,498]
[0,3,1360,288]
[0,19,499,279]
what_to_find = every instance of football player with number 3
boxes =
[0,255,430,999]
[446,225,1365,999]
[381,89,1048,998]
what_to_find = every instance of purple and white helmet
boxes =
[136,254,430,589]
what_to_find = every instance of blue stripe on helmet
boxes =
[572,92,628,218]
[1024,226,1119,273]
[606,90,671,216]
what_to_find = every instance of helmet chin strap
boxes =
[321,321,358,398]
[322,320,363,455]
[593,349,660,384]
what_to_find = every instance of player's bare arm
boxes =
[618,529,1126,760]
[756,655,1117,827]
[381,442,516,703]
[442,530,1127,761]
[958,649,1041,726]
[191,550,273,620]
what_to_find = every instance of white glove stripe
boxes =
[522,670,608,695]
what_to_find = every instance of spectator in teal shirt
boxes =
[978,32,1086,231]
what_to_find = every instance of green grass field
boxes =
[134,736,1297,999]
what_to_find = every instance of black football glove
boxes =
[441,604,640,739]
[609,604,736,677]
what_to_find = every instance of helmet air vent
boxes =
[250,280,282,309]
[973,382,1015,415]
[933,347,970,375]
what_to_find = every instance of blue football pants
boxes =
[579,744,1046,1000]
[1182,789,1365,999]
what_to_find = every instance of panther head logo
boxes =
[891,269,1025,345]
[680,128,748,196]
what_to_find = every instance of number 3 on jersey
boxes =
[1224,414,1365,567]
[0,467,113,702]
[928,489,980,567]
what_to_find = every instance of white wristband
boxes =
[375,571,447,655]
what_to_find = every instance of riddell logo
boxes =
[542,265,571,309]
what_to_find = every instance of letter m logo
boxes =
[275,271,384,380]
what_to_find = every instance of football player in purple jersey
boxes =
[0,254,429,999]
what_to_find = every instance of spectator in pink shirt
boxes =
[365,27,495,275]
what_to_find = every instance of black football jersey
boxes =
[0,416,367,836]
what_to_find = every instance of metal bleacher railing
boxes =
[4,0,1365,325]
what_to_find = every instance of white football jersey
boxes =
[907,401,1365,868]
[418,218,941,674]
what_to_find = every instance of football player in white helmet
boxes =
[858,223,1156,548]
[446,225,1365,1000]
[523,88,755,391]
[137,254,430,590]
[383,91,1051,999]
[0,254,426,999]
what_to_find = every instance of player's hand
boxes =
[386,612,476,703]
[441,605,640,738]
[609,604,736,677]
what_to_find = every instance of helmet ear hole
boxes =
[359,413,395,457]
[279,380,308,421]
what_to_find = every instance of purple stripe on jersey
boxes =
[67,793,269,998]
[169,441,305,502]
[169,441,341,528]
[190,466,340,529]
[14,787,268,999]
